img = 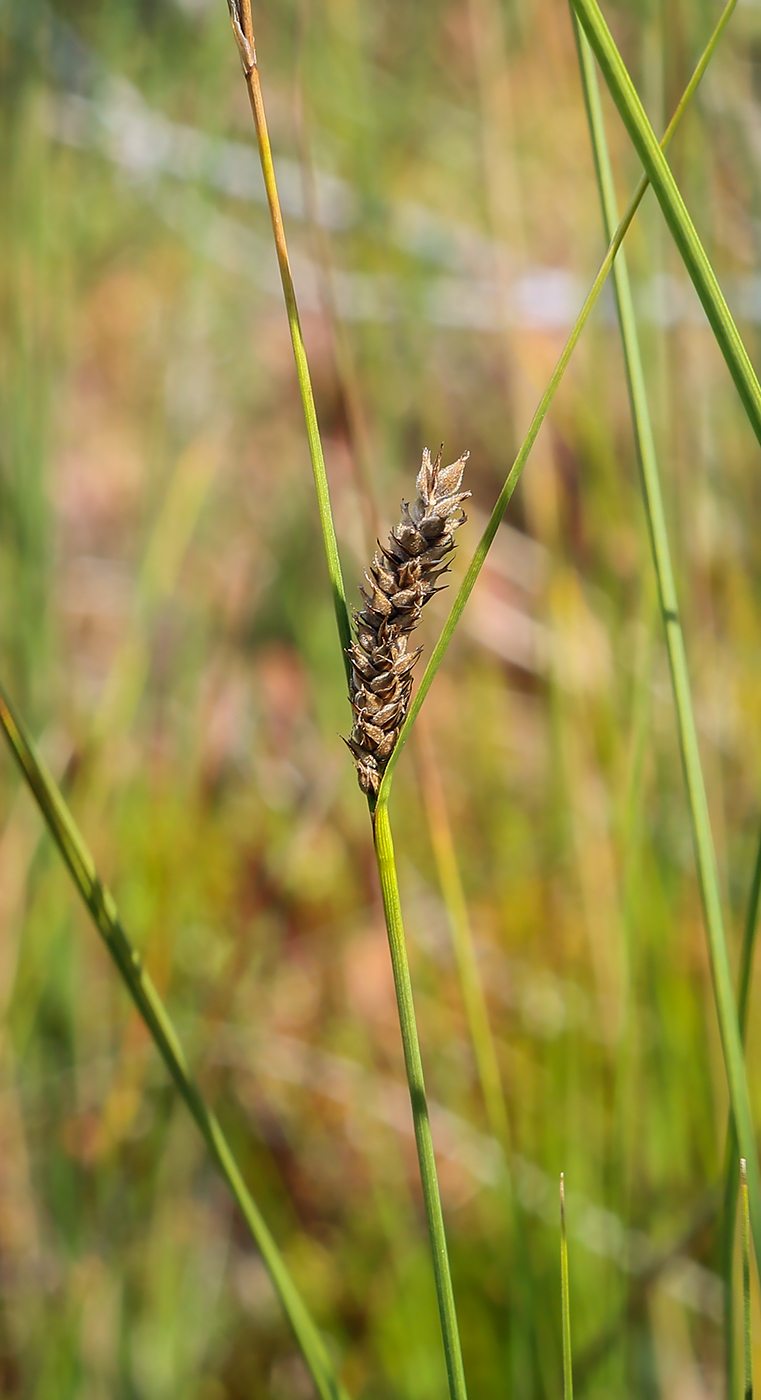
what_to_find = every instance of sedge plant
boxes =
[571,0,761,1286]
[0,0,753,1393]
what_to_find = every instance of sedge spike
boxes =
[345,446,470,795]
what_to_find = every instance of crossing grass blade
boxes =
[375,0,738,809]
[570,0,761,454]
[570,0,761,1290]
[0,681,350,1400]
[560,1175,574,1400]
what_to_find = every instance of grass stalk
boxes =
[570,0,761,1285]
[226,9,470,1393]
[570,0,761,453]
[375,0,736,809]
[372,800,468,1400]
[724,825,761,1397]
[225,0,351,672]
[0,680,349,1400]
[560,1174,574,1400]
[742,1160,754,1400]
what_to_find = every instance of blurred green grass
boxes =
[3,0,761,1395]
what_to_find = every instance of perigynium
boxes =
[346,446,469,796]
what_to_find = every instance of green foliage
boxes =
[2,0,761,1396]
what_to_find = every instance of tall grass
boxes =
[2,0,761,1394]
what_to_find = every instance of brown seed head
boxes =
[345,446,470,795]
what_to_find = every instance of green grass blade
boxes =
[373,799,468,1400]
[560,1175,574,1400]
[743,1159,754,1400]
[570,0,761,1288]
[570,0,761,452]
[226,0,351,673]
[570,1,761,1290]
[0,681,350,1400]
[724,827,761,1397]
[375,0,736,809]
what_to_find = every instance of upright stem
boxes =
[373,800,468,1400]
[742,1160,753,1400]
[572,3,761,1282]
[560,1175,574,1400]
[227,0,351,672]
[723,824,761,1398]
[226,10,468,1394]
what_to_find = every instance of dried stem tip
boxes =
[346,446,470,795]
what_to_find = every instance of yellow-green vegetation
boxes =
[2,0,761,1397]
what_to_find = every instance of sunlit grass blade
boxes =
[570,0,761,452]
[570,1,761,1291]
[375,0,737,809]
[225,0,351,671]
[0,681,349,1400]
[560,1174,574,1400]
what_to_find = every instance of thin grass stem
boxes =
[0,681,349,1400]
[226,10,470,1393]
[724,826,761,1397]
[569,0,761,1286]
[742,1160,754,1400]
[375,0,736,809]
[372,800,468,1400]
[225,0,351,673]
[560,1174,574,1400]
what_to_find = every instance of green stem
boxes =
[0,681,348,1400]
[570,0,761,1288]
[373,800,468,1400]
[560,1175,574,1400]
[228,12,468,1394]
[570,0,761,1289]
[743,1159,755,1400]
[375,0,736,809]
[226,0,351,673]
[724,824,761,1398]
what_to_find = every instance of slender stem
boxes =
[375,0,736,809]
[226,0,351,673]
[560,1175,574,1400]
[373,800,468,1400]
[724,824,761,1397]
[571,0,761,1287]
[226,11,468,1394]
[0,682,349,1400]
[742,1160,754,1400]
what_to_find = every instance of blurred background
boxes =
[3,0,761,1395]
